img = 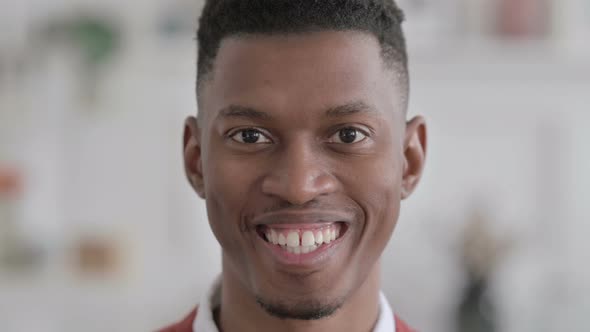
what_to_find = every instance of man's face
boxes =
[184,31,425,319]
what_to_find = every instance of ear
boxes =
[183,116,206,199]
[401,116,427,200]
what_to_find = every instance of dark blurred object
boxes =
[456,206,513,332]
[457,274,496,332]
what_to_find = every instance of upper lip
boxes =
[252,210,353,226]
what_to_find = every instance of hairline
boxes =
[196,30,410,119]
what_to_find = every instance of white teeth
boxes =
[266,224,343,251]
[278,233,287,246]
[287,232,300,248]
[301,245,319,255]
[281,243,320,255]
[315,231,323,245]
[301,231,315,246]
[323,229,331,244]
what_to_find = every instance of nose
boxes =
[261,140,339,205]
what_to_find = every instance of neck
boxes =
[218,259,382,332]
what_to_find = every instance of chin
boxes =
[255,295,345,321]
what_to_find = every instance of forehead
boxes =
[200,31,400,121]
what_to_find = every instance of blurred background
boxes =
[0,0,588,331]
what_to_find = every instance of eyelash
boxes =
[227,128,273,144]
[327,127,370,144]
[226,126,372,145]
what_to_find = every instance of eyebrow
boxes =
[216,101,378,121]
[217,105,273,120]
[324,101,380,118]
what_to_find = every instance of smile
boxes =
[256,222,347,255]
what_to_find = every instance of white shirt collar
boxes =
[193,277,396,332]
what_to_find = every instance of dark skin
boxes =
[183,31,427,332]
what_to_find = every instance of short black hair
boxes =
[196,0,408,93]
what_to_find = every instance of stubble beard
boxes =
[255,295,345,321]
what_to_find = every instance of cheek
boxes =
[202,146,263,251]
[351,151,403,252]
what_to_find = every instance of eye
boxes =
[229,128,272,144]
[329,127,368,144]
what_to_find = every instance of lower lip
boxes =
[257,228,346,268]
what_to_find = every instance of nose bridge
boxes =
[262,136,337,204]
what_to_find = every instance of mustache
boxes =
[258,199,357,215]
[247,200,358,226]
